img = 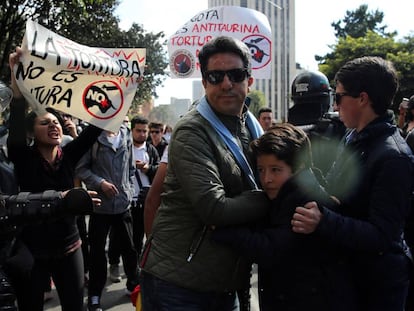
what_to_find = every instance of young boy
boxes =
[212,123,355,311]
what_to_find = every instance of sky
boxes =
[115,0,414,106]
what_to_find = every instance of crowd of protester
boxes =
[0,35,413,311]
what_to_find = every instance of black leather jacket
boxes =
[318,113,414,307]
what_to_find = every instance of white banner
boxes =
[168,6,272,79]
[14,20,146,132]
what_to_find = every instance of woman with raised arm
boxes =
[7,48,102,311]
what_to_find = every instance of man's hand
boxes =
[100,180,119,198]
[136,160,149,173]
[291,201,322,234]
[87,190,101,207]
[64,118,78,138]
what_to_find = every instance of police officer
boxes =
[288,70,346,174]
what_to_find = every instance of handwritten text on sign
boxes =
[15,20,146,132]
[168,6,272,79]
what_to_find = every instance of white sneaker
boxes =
[109,264,121,283]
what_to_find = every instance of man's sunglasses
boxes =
[204,68,249,85]
[333,92,360,105]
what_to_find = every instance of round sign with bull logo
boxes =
[170,49,195,78]
[242,35,271,70]
[82,80,124,120]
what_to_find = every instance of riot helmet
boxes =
[291,70,331,102]
[289,71,332,126]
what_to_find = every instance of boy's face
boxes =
[335,81,362,130]
[257,154,292,200]
[149,127,163,144]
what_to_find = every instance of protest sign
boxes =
[168,6,272,79]
[14,20,146,132]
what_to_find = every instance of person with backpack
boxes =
[106,116,159,283]
[75,124,139,311]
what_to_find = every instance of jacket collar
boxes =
[348,111,395,146]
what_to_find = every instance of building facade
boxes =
[208,0,295,122]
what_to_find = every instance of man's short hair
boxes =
[198,36,252,78]
[131,116,149,129]
[334,56,398,115]
[258,107,272,116]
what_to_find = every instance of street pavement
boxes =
[45,264,260,311]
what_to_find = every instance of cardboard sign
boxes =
[168,6,272,79]
[14,20,146,132]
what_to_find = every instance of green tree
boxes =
[318,31,399,82]
[148,104,178,127]
[316,5,414,107]
[387,49,414,100]
[330,4,395,39]
[0,0,46,80]
[120,24,168,110]
[0,0,168,111]
[40,0,123,47]
[247,89,266,118]
[0,0,120,80]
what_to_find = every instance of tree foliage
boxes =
[316,5,414,107]
[330,4,395,39]
[247,89,266,118]
[148,104,178,127]
[0,0,168,111]
[318,31,399,82]
[120,24,168,108]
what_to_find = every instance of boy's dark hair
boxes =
[148,122,164,130]
[198,36,252,78]
[251,123,313,173]
[130,115,149,129]
[334,56,398,115]
[258,107,272,116]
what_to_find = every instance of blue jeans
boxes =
[141,271,239,311]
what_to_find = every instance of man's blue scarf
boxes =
[196,96,263,189]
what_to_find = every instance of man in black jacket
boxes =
[292,56,414,311]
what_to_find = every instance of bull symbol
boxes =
[245,38,269,63]
[176,56,190,73]
[85,85,116,113]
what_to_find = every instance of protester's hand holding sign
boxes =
[12,20,146,132]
